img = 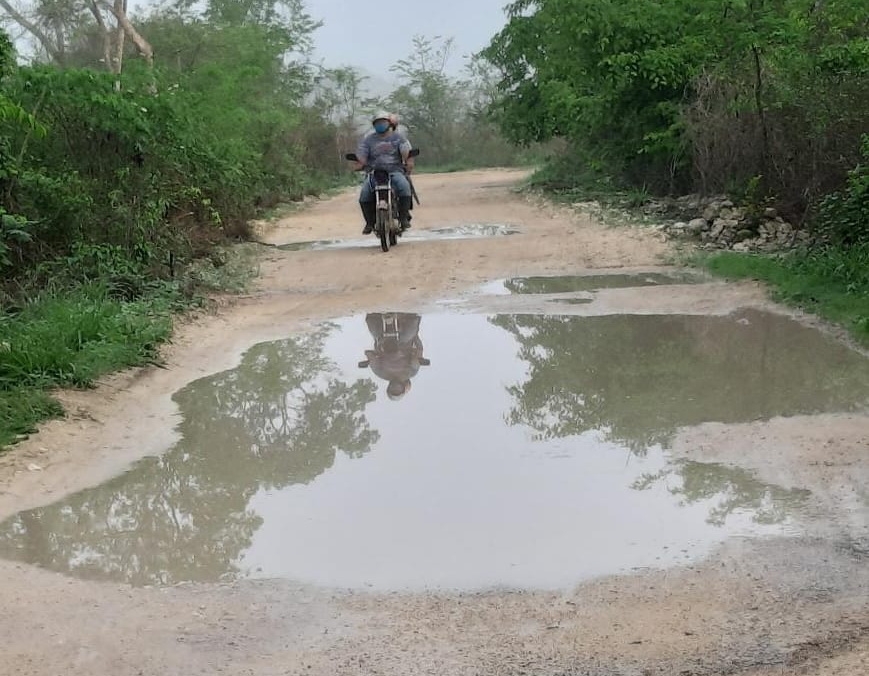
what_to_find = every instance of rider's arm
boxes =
[355,136,369,171]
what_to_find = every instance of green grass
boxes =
[0,283,177,446]
[0,388,65,448]
[699,244,869,346]
[0,244,260,449]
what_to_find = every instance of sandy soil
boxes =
[0,169,867,675]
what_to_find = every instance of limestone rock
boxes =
[687,218,708,235]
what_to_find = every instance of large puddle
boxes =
[2,310,868,590]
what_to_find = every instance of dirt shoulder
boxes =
[0,169,867,676]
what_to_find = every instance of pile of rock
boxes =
[649,195,811,252]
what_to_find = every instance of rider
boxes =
[362,113,416,224]
[354,111,415,235]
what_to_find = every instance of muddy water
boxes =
[482,272,708,295]
[1,310,867,591]
[277,224,519,251]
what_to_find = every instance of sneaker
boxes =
[362,224,373,234]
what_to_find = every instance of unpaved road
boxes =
[0,169,867,675]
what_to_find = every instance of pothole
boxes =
[2,310,868,591]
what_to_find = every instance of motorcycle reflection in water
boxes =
[358,313,431,400]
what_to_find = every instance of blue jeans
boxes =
[359,171,411,202]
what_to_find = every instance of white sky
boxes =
[123,0,511,76]
[303,0,510,75]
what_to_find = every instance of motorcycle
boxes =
[358,312,431,400]
[345,149,420,253]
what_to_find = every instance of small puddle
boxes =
[278,239,343,251]
[277,224,519,251]
[2,310,868,590]
[483,271,708,295]
[420,224,520,240]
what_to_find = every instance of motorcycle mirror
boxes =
[345,153,358,162]
[419,358,431,366]
[357,360,369,368]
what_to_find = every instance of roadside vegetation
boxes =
[0,1,531,447]
[701,245,869,346]
[480,0,869,343]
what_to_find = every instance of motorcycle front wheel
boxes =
[376,210,389,252]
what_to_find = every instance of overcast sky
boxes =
[122,0,510,77]
[9,0,510,86]
[303,0,510,76]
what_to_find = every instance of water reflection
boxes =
[358,313,431,401]
[0,326,378,586]
[633,461,812,526]
[492,309,869,452]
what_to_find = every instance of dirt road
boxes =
[0,170,867,675]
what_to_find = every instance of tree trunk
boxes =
[88,1,113,72]
[101,0,153,69]
[751,44,770,173]
[113,0,127,75]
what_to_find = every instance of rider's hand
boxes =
[353,160,365,171]
[405,159,415,174]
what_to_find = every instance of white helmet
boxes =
[372,110,390,124]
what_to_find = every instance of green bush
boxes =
[817,136,869,246]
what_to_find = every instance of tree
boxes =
[0,0,77,64]
[311,65,368,160]
[313,66,366,129]
[0,0,153,73]
[388,36,465,166]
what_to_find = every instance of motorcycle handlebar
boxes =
[345,149,420,165]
